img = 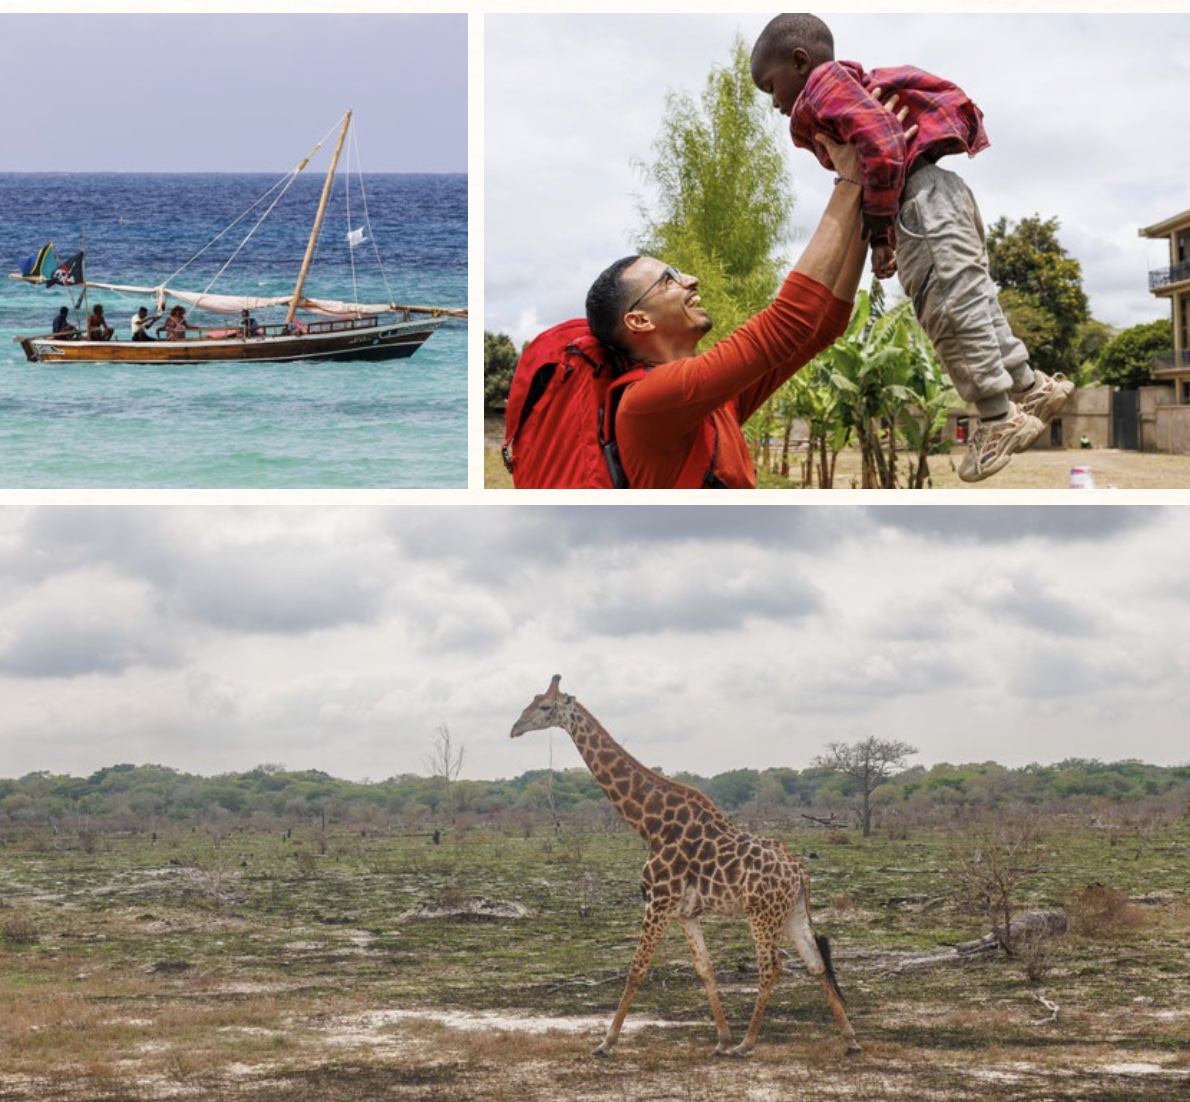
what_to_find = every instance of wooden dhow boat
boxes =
[12,111,465,365]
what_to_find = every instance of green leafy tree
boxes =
[772,365,843,486]
[818,293,956,488]
[987,215,1090,377]
[1073,318,1116,384]
[484,331,520,412]
[896,317,961,489]
[1096,318,1173,390]
[634,35,794,345]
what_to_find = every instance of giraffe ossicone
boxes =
[510,675,861,1058]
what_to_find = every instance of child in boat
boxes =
[750,13,1072,482]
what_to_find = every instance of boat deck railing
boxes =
[184,315,387,341]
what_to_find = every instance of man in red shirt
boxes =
[750,13,1073,483]
[585,136,875,490]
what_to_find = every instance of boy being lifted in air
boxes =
[751,13,1072,482]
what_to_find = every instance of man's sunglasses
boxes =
[625,266,685,314]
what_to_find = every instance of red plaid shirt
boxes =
[790,61,989,234]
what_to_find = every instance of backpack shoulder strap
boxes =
[598,369,648,489]
[602,372,727,490]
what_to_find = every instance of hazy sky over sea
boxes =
[1,504,1186,783]
[486,12,1190,337]
[0,13,466,173]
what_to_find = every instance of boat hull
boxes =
[18,316,447,365]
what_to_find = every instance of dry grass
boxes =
[483,415,1190,490]
[2,822,1189,1100]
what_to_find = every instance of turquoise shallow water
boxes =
[0,173,467,489]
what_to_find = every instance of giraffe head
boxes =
[510,674,576,738]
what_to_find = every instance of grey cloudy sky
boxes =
[1,504,1187,784]
[485,12,1190,342]
[0,13,466,172]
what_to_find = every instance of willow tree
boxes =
[633,36,795,344]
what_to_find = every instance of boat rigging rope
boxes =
[344,122,397,309]
[159,118,344,301]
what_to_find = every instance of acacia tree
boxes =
[633,35,794,344]
[815,736,917,837]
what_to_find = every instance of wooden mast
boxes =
[286,109,351,325]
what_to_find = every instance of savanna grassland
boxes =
[1,813,1188,1101]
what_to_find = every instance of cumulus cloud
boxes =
[0,570,182,678]
[487,14,1190,342]
[1,504,1188,781]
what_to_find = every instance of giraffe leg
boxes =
[785,901,861,1054]
[678,916,734,1054]
[733,920,784,1056]
[594,904,674,1057]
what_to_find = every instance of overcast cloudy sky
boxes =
[1,504,1186,784]
[0,13,466,173]
[485,12,1190,343]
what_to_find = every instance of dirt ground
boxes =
[830,445,1190,492]
[3,825,1188,1101]
[484,415,1190,491]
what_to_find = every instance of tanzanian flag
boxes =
[45,251,84,288]
[14,243,57,282]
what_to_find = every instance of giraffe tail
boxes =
[816,933,847,1007]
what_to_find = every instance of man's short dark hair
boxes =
[586,255,640,351]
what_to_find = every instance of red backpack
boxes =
[502,319,723,489]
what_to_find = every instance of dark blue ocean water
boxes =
[0,172,467,488]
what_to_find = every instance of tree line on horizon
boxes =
[2,756,1187,834]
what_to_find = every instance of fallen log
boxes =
[884,911,1068,973]
[955,911,1068,956]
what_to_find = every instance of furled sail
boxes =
[78,280,462,319]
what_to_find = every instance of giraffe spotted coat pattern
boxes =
[510,675,860,1058]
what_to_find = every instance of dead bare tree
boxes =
[946,812,1048,953]
[424,722,466,820]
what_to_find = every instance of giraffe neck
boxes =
[563,702,694,840]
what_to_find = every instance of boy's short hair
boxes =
[755,13,834,63]
[585,256,641,351]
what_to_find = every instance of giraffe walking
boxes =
[510,675,860,1058]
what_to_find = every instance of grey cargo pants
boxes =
[895,164,1031,415]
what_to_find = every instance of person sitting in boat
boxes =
[131,306,162,342]
[283,319,308,336]
[87,304,115,341]
[52,306,78,339]
[164,305,191,341]
[240,309,264,338]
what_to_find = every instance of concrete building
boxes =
[1139,208,1190,453]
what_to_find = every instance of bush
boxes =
[2,913,39,945]
[1066,883,1146,937]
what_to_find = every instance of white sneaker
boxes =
[959,403,1046,483]
[1015,371,1074,427]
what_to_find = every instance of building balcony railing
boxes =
[1149,259,1190,291]
[1151,349,1190,374]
